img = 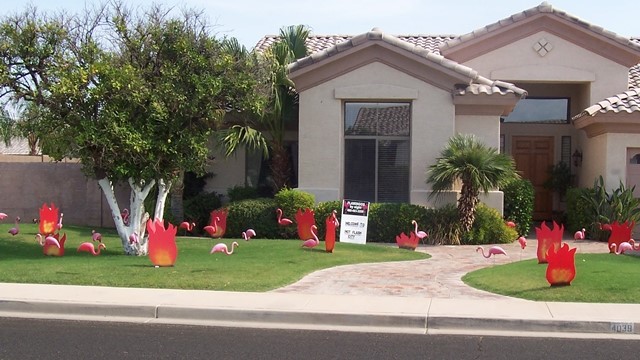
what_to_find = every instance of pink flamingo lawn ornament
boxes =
[179,221,196,233]
[56,213,64,230]
[203,217,220,237]
[411,220,428,240]
[610,242,634,255]
[0,212,8,220]
[276,208,293,226]
[77,242,106,256]
[129,232,139,244]
[574,228,585,240]
[242,229,256,241]
[121,208,130,226]
[8,216,20,236]
[91,230,102,242]
[301,225,319,250]
[517,236,527,260]
[505,221,516,228]
[476,245,508,260]
[210,241,239,255]
[629,239,640,250]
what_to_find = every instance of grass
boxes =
[463,253,640,303]
[0,223,428,292]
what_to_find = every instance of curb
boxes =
[1,299,639,338]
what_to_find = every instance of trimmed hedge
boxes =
[366,203,428,243]
[502,178,534,236]
[224,198,281,239]
[461,204,518,245]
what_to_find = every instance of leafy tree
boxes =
[0,3,267,254]
[0,105,13,146]
[427,134,519,232]
[219,24,310,192]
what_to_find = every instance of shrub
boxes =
[225,198,280,239]
[274,188,315,239]
[227,185,260,202]
[366,203,429,243]
[183,191,222,235]
[313,200,342,240]
[502,178,534,236]
[422,204,461,245]
[566,187,594,234]
[461,204,518,245]
[575,176,640,241]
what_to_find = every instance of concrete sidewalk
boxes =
[1,283,639,339]
[1,239,639,339]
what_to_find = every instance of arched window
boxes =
[630,154,640,164]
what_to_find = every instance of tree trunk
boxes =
[169,172,184,222]
[458,182,479,233]
[269,143,291,192]
[97,177,155,255]
[154,178,172,221]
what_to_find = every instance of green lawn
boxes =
[0,223,428,292]
[463,253,640,303]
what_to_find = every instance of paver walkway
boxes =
[272,239,610,300]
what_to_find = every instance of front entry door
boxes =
[512,136,554,220]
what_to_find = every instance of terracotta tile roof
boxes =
[349,105,410,136]
[283,29,526,98]
[253,34,454,55]
[439,2,640,56]
[0,137,34,155]
[573,89,640,120]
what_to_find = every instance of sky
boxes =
[1,0,639,49]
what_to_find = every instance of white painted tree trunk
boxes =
[153,178,172,221]
[97,177,156,256]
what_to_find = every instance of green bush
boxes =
[566,187,594,234]
[225,198,280,239]
[227,185,260,202]
[423,205,461,245]
[461,204,518,245]
[366,203,429,243]
[502,178,534,236]
[572,176,640,241]
[183,191,222,235]
[313,200,342,240]
[274,188,315,239]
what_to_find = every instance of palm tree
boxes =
[219,25,310,192]
[427,134,519,232]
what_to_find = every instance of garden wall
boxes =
[0,155,128,228]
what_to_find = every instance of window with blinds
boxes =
[344,102,410,203]
[561,136,571,166]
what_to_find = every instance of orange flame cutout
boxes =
[39,203,59,235]
[607,221,635,254]
[208,209,228,238]
[395,232,418,251]
[295,208,316,240]
[535,221,563,264]
[147,218,177,267]
[43,232,66,257]
[545,242,577,286]
[324,211,339,253]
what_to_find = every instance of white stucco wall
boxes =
[464,31,630,103]
[604,133,640,190]
[580,133,607,188]
[204,145,246,198]
[297,61,456,206]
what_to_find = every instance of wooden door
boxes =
[512,136,554,220]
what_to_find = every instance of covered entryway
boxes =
[627,148,640,198]
[512,136,554,220]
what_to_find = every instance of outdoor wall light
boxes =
[572,149,583,167]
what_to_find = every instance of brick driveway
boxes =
[272,239,609,299]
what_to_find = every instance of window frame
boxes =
[343,101,411,203]
[501,97,571,124]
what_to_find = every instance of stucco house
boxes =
[206,2,640,221]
